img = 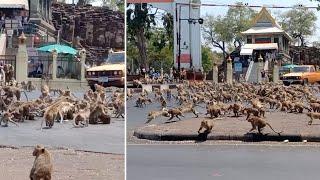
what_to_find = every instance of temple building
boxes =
[240,7,292,63]
[0,0,54,31]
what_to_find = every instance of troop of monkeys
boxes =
[129,81,320,136]
[0,83,124,129]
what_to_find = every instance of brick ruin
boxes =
[289,45,320,66]
[51,3,124,63]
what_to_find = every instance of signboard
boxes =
[98,76,109,82]
[234,63,242,72]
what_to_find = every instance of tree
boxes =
[278,5,317,46]
[202,2,256,61]
[162,13,174,48]
[127,4,157,69]
[225,3,256,48]
[201,46,213,72]
[101,0,124,12]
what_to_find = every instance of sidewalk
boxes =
[133,111,320,142]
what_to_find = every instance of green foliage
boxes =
[202,2,256,56]
[127,28,173,73]
[201,46,213,72]
[278,5,317,46]
[146,29,173,72]
[162,13,174,48]
[126,4,156,41]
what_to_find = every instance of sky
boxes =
[201,0,320,44]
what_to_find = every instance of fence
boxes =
[0,55,16,78]
[56,55,81,80]
[28,55,53,79]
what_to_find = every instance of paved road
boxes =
[0,91,124,154]
[127,94,200,131]
[127,144,320,180]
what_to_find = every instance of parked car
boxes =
[86,51,125,90]
[281,65,320,86]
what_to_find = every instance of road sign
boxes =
[234,63,242,72]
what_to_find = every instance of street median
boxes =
[133,112,320,142]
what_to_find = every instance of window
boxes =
[247,36,252,43]
[255,37,271,43]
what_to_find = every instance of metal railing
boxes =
[0,55,16,78]
[56,55,81,79]
[28,55,53,79]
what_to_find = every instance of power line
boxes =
[177,2,319,9]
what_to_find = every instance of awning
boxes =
[242,43,278,50]
[240,48,253,55]
[0,0,29,10]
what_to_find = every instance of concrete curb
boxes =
[133,130,320,142]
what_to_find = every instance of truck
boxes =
[281,65,320,86]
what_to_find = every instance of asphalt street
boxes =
[0,90,124,154]
[127,144,320,180]
[127,93,202,131]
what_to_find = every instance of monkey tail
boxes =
[22,90,28,101]
[73,115,83,128]
[71,92,78,100]
[8,119,19,126]
[266,123,282,135]
[145,117,153,124]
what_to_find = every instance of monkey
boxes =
[54,102,75,123]
[250,99,264,109]
[27,81,36,92]
[40,85,50,99]
[135,97,152,108]
[3,64,14,84]
[2,86,28,101]
[291,103,311,113]
[247,115,282,135]
[228,103,243,117]
[41,108,57,129]
[309,103,320,112]
[265,98,278,109]
[160,99,167,109]
[113,100,125,118]
[84,89,94,102]
[89,104,111,124]
[205,105,221,118]
[241,107,260,119]
[73,108,90,128]
[0,112,19,127]
[167,108,184,121]
[94,83,106,93]
[198,120,213,134]
[179,103,199,118]
[40,98,74,129]
[29,145,53,180]
[306,112,320,125]
[133,79,143,88]
[280,100,293,112]
[145,108,170,123]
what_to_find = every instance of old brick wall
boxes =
[51,3,124,63]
